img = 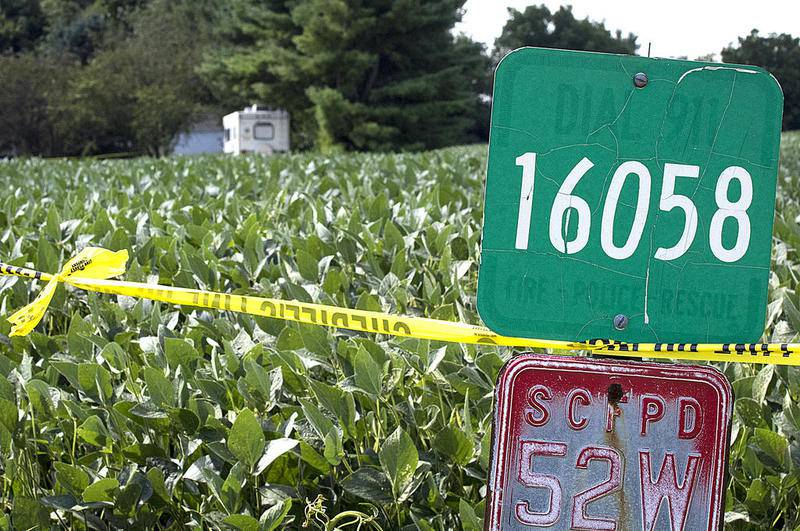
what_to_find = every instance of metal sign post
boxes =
[478,48,783,530]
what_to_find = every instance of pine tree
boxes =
[203,0,489,151]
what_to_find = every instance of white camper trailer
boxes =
[223,106,290,155]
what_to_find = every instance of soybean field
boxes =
[0,136,799,529]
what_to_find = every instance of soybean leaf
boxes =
[308,379,357,439]
[299,398,335,439]
[100,342,128,372]
[353,345,382,397]
[25,379,54,415]
[123,444,166,464]
[298,323,329,358]
[736,398,769,428]
[255,438,299,476]
[398,462,430,503]
[143,367,175,408]
[77,363,113,403]
[411,515,437,531]
[324,429,343,466]
[221,462,247,514]
[67,313,94,358]
[147,468,171,504]
[166,407,200,435]
[243,359,281,407]
[753,365,774,404]
[295,249,319,281]
[459,498,482,531]
[383,221,404,253]
[433,426,474,465]
[379,427,418,500]
[276,327,304,352]
[746,478,769,505]
[11,498,49,530]
[299,441,330,474]
[259,499,292,531]
[77,415,112,448]
[426,346,446,375]
[341,467,393,505]
[753,428,789,468]
[54,462,90,497]
[223,514,259,531]
[164,337,200,370]
[83,478,120,503]
[732,376,756,400]
[40,495,78,511]
[228,408,266,470]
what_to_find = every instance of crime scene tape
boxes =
[2,247,800,366]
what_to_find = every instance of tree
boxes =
[722,30,800,131]
[38,0,151,63]
[203,0,489,151]
[54,0,217,155]
[39,0,111,64]
[492,5,637,64]
[0,0,46,53]
[0,54,73,156]
[0,0,221,156]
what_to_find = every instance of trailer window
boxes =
[254,122,275,140]
[224,128,231,142]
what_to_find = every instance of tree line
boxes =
[1,1,798,157]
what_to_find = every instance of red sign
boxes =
[485,355,732,530]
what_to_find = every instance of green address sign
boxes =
[477,48,783,343]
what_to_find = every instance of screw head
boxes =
[633,72,648,88]
[613,314,629,331]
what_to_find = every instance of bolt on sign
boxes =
[477,48,783,343]
[485,355,732,530]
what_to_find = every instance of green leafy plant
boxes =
[0,136,798,528]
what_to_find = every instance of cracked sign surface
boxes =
[477,47,783,343]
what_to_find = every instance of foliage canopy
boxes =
[492,5,638,64]
[203,0,490,152]
[0,136,800,527]
[4,2,800,156]
[0,0,217,157]
[723,30,800,131]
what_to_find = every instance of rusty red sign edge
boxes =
[484,354,733,531]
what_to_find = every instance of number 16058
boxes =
[514,153,752,263]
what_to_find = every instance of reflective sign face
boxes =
[477,47,783,343]
[485,355,732,530]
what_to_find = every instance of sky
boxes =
[456,0,800,60]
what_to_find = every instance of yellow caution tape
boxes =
[5,248,129,336]
[2,247,799,365]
